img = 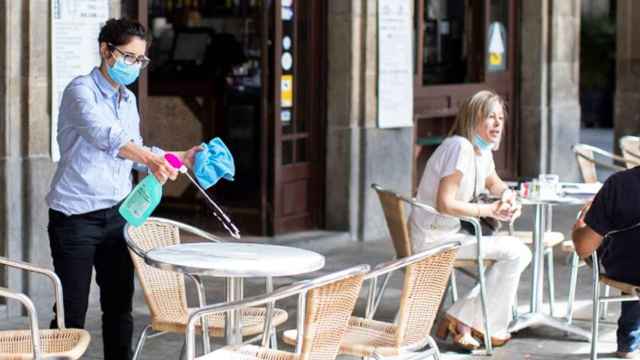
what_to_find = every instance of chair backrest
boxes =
[373,184,413,258]
[573,144,598,183]
[395,244,458,347]
[619,135,640,169]
[573,144,626,183]
[186,265,369,360]
[299,269,366,360]
[125,219,189,322]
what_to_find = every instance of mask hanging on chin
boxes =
[473,134,494,153]
[107,57,141,86]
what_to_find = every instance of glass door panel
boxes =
[421,0,485,85]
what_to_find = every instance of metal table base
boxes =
[508,203,591,340]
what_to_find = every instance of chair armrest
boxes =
[0,286,42,359]
[146,217,222,243]
[406,200,488,272]
[185,265,369,359]
[175,222,221,243]
[0,257,65,329]
[574,145,628,171]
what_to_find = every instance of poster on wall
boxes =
[51,0,110,161]
[377,0,413,128]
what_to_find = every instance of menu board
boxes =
[377,0,413,128]
[51,0,110,161]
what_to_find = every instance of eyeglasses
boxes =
[108,43,151,69]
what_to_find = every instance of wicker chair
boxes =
[184,265,370,360]
[124,217,288,359]
[618,135,640,169]
[370,184,494,354]
[573,144,626,184]
[285,241,460,359]
[566,144,627,325]
[589,250,640,360]
[0,257,90,359]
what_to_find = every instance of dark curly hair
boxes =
[98,18,147,46]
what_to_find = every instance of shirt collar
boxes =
[91,67,130,101]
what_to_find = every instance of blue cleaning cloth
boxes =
[193,138,235,190]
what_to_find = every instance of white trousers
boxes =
[443,234,532,336]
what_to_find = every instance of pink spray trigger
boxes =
[164,153,184,170]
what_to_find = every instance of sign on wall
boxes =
[377,0,413,128]
[51,0,110,161]
[487,22,507,72]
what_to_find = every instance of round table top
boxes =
[145,242,326,277]
[519,194,592,206]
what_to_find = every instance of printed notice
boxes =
[378,0,413,128]
[51,0,110,161]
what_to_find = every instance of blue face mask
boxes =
[473,134,494,152]
[107,57,141,86]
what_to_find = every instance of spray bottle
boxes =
[118,153,183,227]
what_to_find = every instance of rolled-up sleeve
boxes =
[63,84,132,158]
[132,145,165,173]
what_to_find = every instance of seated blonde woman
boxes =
[408,90,531,350]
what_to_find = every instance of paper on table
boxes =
[561,182,602,195]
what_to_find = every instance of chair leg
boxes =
[426,335,441,360]
[179,341,186,360]
[600,285,611,320]
[546,248,556,317]
[133,324,152,360]
[449,271,459,304]
[477,266,493,355]
[591,265,601,359]
[270,330,278,350]
[512,290,519,321]
[566,252,580,325]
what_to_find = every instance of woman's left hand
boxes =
[508,203,522,222]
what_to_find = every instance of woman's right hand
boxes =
[487,200,513,221]
[146,154,178,184]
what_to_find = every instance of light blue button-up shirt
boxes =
[47,68,161,215]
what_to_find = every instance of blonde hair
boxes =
[448,90,506,148]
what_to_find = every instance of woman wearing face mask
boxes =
[408,90,531,350]
[46,18,201,360]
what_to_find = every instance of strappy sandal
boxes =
[435,316,481,350]
[470,328,512,347]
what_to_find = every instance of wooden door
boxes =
[413,0,518,182]
[269,0,326,234]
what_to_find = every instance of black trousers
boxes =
[48,205,134,360]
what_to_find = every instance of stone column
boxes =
[0,0,27,316]
[519,0,550,176]
[0,0,121,317]
[325,0,413,241]
[614,0,640,144]
[519,0,581,181]
[548,0,581,180]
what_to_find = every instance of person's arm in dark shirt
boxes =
[572,176,617,258]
